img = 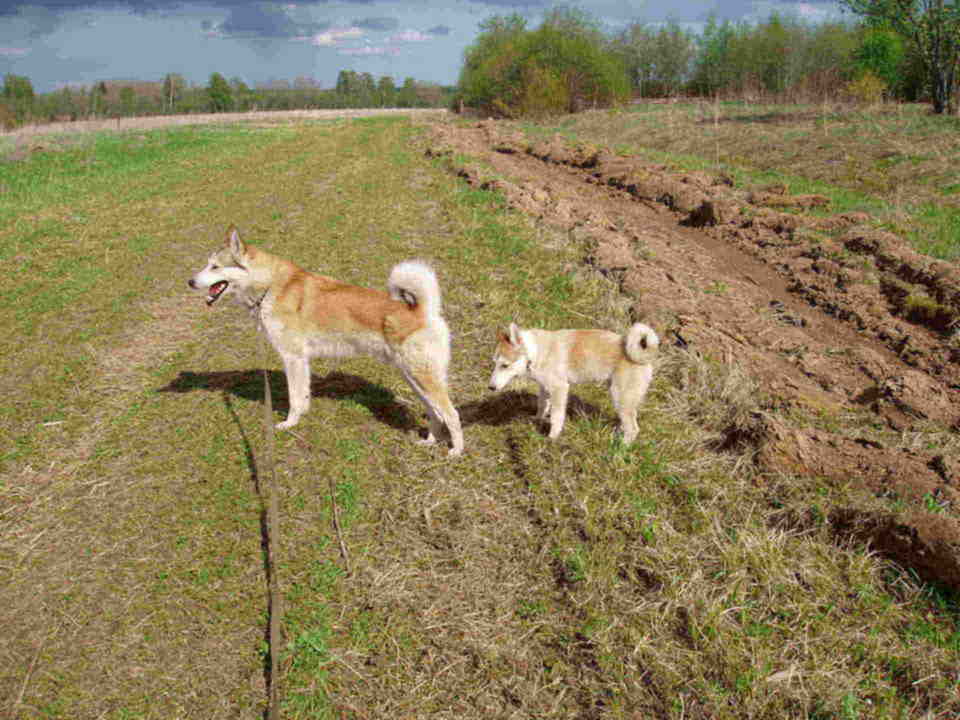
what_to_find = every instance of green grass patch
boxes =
[0,126,277,225]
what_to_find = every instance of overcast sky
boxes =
[0,0,843,93]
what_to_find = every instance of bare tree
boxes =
[162,73,185,113]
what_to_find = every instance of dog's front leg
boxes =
[547,382,569,440]
[277,354,311,430]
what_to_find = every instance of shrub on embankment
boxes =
[456,9,630,119]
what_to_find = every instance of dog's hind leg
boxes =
[612,367,651,445]
[400,371,441,443]
[403,369,463,456]
[436,390,463,456]
[611,380,638,445]
[277,353,311,430]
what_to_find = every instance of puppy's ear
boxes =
[498,328,511,344]
[226,226,245,259]
[508,322,521,346]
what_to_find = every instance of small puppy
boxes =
[488,322,659,444]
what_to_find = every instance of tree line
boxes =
[456,3,960,117]
[4,0,960,128]
[0,70,454,130]
[616,14,921,104]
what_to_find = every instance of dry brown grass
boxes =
[0,107,447,140]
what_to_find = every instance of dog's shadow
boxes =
[459,389,603,433]
[159,370,604,436]
[158,369,418,432]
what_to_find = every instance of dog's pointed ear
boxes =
[226,226,245,259]
[508,322,521,346]
[498,328,511,344]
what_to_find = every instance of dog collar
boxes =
[251,287,270,309]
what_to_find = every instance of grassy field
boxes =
[1,114,958,719]
[520,101,960,260]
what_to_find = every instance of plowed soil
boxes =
[427,119,960,588]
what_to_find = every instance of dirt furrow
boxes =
[427,119,960,588]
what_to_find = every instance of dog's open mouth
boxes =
[206,281,229,305]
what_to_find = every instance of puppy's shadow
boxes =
[158,369,417,432]
[459,390,602,432]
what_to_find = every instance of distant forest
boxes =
[0,69,456,130]
[4,3,960,129]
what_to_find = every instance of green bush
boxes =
[458,11,629,118]
[517,62,569,118]
[854,29,904,94]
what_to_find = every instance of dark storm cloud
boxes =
[463,0,549,7]
[1,1,161,17]
[17,5,64,37]
[0,0,551,23]
[0,1,329,41]
[216,3,333,39]
[352,17,398,31]
[221,3,300,37]
[428,24,451,35]
[0,1,338,20]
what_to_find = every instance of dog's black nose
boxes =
[488,384,497,391]
[188,279,196,289]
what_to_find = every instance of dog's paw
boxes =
[447,446,463,457]
[276,417,299,430]
[416,434,438,446]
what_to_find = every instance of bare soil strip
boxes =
[427,119,960,588]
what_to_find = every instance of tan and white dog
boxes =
[189,227,463,456]
[488,322,659,444]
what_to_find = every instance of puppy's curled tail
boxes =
[388,260,443,318]
[624,322,660,364]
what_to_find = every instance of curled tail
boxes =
[624,322,660,364]
[388,260,443,318]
